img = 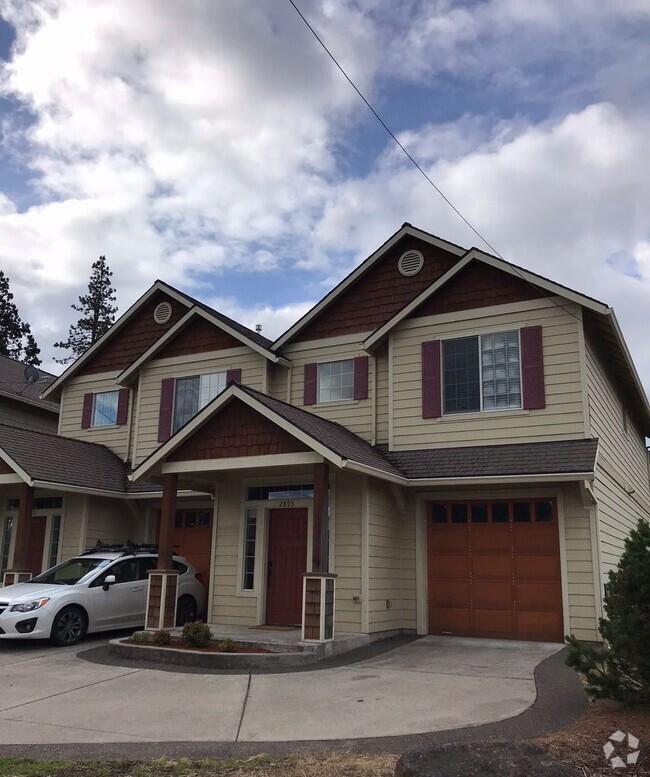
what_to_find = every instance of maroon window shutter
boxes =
[521,326,546,409]
[304,362,317,405]
[157,378,176,442]
[116,388,130,425]
[81,393,94,429]
[422,340,441,418]
[226,368,241,385]
[353,356,369,400]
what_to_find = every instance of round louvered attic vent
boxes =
[153,301,172,325]
[398,249,424,277]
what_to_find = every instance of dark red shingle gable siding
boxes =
[168,400,309,461]
[159,316,241,359]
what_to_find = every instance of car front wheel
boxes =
[51,606,87,647]
[176,595,198,626]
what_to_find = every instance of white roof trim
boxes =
[0,449,33,485]
[402,471,595,487]
[130,384,345,481]
[272,224,466,350]
[161,452,323,474]
[363,247,610,350]
[42,281,192,399]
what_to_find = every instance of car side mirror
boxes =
[102,574,116,592]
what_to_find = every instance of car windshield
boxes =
[28,557,113,585]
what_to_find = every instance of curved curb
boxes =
[0,646,587,760]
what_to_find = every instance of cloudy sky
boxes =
[0,1,649,384]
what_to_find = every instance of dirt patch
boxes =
[535,699,650,776]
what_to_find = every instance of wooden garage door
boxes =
[427,499,563,642]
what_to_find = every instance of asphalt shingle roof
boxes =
[0,424,160,494]
[0,355,59,411]
[384,438,599,479]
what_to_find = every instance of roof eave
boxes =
[0,389,59,414]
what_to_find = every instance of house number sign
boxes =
[278,500,295,508]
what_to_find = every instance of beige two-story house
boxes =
[1,224,648,644]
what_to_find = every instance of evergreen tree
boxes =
[54,256,118,364]
[0,270,41,366]
[566,518,650,705]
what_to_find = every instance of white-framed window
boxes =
[173,372,226,432]
[92,390,119,426]
[318,359,354,403]
[443,330,521,414]
[241,507,257,591]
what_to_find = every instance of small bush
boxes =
[566,517,650,705]
[153,629,171,646]
[182,620,212,648]
[131,630,151,643]
[219,638,237,653]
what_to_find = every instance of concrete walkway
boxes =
[0,635,563,747]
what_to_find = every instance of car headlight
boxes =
[10,598,50,613]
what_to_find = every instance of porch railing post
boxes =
[3,482,34,587]
[145,472,179,629]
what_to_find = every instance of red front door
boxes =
[25,515,47,577]
[266,508,308,626]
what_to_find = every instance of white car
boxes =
[0,546,206,646]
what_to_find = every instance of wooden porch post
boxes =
[303,462,336,643]
[312,462,329,573]
[3,482,34,586]
[157,472,177,570]
[146,472,179,629]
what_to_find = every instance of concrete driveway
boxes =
[0,635,561,746]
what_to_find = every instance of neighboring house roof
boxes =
[131,381,599,486]
[0,355,59,413]
[384,438,599,481]
[0,424,161,497]
[43,280,277,400]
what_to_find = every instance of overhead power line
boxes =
[287,0,583,323]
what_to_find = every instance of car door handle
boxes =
[131,587,143,592]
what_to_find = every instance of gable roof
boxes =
[0,355,59,413]
[43,280,276,400]
[363,248,610,350]
[117,306,289,386]
[131,382,404,482]
[272,223,467,350]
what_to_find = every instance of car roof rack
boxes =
[81,540,159,557]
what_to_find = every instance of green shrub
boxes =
[153,629,171,646]
[182,620,212,648]
[131,630,151,643]
[566,518,650,705]
[219,638,237,653]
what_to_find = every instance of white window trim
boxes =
[91,390,120,428]
[441,328,523,416]
[317,359,355,404]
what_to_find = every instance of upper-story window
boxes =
[81,388,129,429]
[318,359,354,403]
[303,357,368,406]
[422,326,544,419]
[173,372,226,432]
[92,390,120,426]
[443,330,521,414]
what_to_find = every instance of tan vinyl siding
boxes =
[367,479,416,633]
[59,493,86,559]
[375,344,389,445]
[281,337,374,441]
[211,474,259,627]
[59,373,129,459]
[391,299,585,449]
[267,363,289,403]
[86,496,143,546]
[585,336,650,577]
[562,483,599,641]
[333,471,362,632]
[134,348,267,465]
